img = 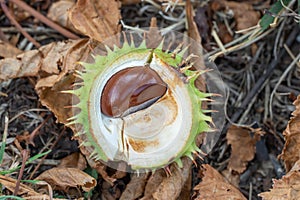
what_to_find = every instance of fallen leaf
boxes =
[211,0,260,32]
[36,39,91,124]
[227,1,260,31]
[0,39,88,81]
[35,167,96,192]
[152,158,192,200]
[0,40,23,58]
[0,49,40,80]
[120,173,149,200]
[47,0,79,33]
[186,0,202,48]
[194,164,247,200]
[226,125,262,174]
[140,169,165,200]
[68,0,121,42]
[0,175,59,199]
[279,95,300,171]
[259,160,300,200]
[0,175,39,196]
[137,158,193,200]
[58,152,87,170]
[0,39,92,124]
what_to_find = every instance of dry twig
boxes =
[9,0,79,40]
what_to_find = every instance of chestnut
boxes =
[101,66,167,117]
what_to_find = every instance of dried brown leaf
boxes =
[153,158,191,200]
[0,39,88,81]
[36,39,91,124]
[58,152,87,170]
[225,1,260,31]
[186,0,201,46]
[0,50,40,80]
[279,95,300,171]
[0,41,23,58]
[0,38,92,125]
[226,125,261,174]
[140,169,165,200]
[35,167,96,192]
[120,173,149,200]
[68,0,121,42]
[47,0,79,34]
[194,164,246,200]
[212,0,260,31]
[137,158,193,200]
[0,175,39,196]
[259,160,300,200]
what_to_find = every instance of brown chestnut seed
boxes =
[101,66,167,117]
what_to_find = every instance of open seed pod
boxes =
[67,30,225,172]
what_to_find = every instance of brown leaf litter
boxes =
[0,174,60,199]
[47,0,79,34]
[35,167,96,192]
[221,125,264,187]
[211,0,260,31]
[259,95,300,199]
[259,159,300,200]
[193,164,246,200]
[226,125,264,174]
[279,95,300,171]
[0,38,92,125]
[68,0,121,42]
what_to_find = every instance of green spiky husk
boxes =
[69,38,212,170]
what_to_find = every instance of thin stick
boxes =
[0,0,41,48]
[13,150,29,196]
[9,0,79,39]
[269,52,300,119]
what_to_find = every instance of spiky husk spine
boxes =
[67,37,213,171]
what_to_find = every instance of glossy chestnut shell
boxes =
[101,66,167,117]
